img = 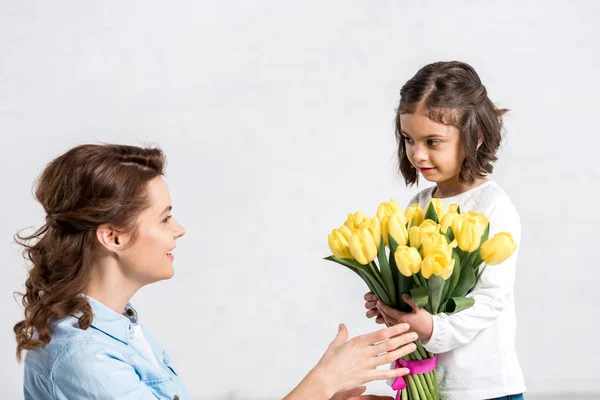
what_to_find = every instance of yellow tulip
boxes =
[358,217,382,250]
[344,211,366,229]
[452,212,489,252]
[421,232,448,257]
[394,245,422,277]
[448,204,459,214]
[381,212,409,246]
[348,228,378,265]
[408,226,421,249]
[480,232,517,265]
[377,199,405,221]
[405,204,424,227]
[328,225,353,259]
[421,244,455,280]
[425,198,447,221]
[440,210,459,234]
[419,219,441,234]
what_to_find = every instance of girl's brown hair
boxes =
[13,144,165,361]
[396,61,508,186]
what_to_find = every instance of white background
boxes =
[1,1,598,398]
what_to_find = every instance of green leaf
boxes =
[390,249,413,312]
[441,252,461,308]
[364,264,392,306]
[388,233,399,253]
[445,297,475,314]
[377,238,396,307]
[472,252,484,270]
[389,245,400,306]
[428,275,445,315]
[324,256,374,289]
[424,201,439,223]
[446,226,455,244]
[324,256,393,305]
[450,252,476,298]
[481,223,490,244]
[471,223,490,270]
[410,286,430,308]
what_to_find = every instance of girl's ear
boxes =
[476,132,484,151]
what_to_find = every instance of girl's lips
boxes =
[418,167,436,173]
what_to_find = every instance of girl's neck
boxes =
[432,176,489,199]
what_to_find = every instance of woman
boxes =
[14,144,416,400]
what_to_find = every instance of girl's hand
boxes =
[364,292,384,325]
[312,323,418,398]
[376,294,433,343]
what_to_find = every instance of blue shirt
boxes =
[23,297,190,399]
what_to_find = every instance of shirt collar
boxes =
[86,295,138,344]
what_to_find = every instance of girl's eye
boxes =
[428,140,440,147]
[162,215,172,223]
[404,136,414,144]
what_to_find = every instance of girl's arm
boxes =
[419,196,521,354]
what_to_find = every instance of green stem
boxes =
[408,352,432,399]
[416,342,429,360]
[406,375,421,400]
[412,274,421,287]
[411,370,428,399]
[368,262,386,289]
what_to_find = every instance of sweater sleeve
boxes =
[422,196,522,354]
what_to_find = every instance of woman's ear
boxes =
[96,225,127,252]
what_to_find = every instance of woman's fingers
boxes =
[369,331,418,356]
[368,365,411,382]
[377,341,418,365]
[365,308,379,319]
[357,323,410,346]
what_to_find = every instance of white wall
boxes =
[1,1,598,398]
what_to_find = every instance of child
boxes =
[364,61,526,400]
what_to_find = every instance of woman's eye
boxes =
[404,137,414,144]
[428,140,440,147]
[162,215,172,223]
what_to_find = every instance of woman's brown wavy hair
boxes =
[395,61,508,186]
[14,143,166,361]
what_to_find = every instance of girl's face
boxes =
[117,177,185,285]
[400,112,465,186]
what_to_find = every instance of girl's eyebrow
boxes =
[401,130,444,139]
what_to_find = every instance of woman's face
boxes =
[117,177,185,285]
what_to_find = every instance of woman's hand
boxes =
[310,322,417,398]
[331,385,394,399]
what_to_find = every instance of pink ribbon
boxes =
[391,355,438,400]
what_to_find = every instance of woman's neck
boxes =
[84,258,141,314]
[433,176,489,199]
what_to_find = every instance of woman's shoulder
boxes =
[24,316,125,379]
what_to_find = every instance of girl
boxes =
[15,144,416,400]
[364,61,526,400]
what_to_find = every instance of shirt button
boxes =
[126,309,134,317]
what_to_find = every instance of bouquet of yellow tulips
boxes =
[325,198,517,400]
